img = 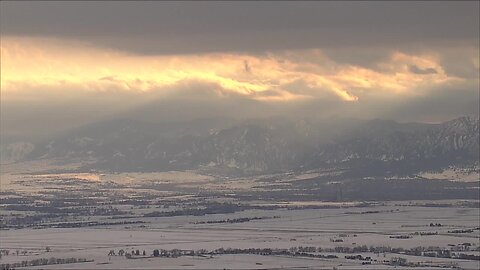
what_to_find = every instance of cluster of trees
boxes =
[2,214,62,229]
[360,245,479,261]
[389,257,458,268]
[108,249,146,257]
[2,206,132,229]
[344,209,399,215]
[412,231,437,236]
[345,254,372,261]
[390,257,408,267]
[107,244,477,262]
[0,249,29,258]
[389,235,412,239]
[341,252,467,268]
[448,243,478,251]
[330,238,343,242]
[100,243,479,268]
[149,247,338,259]
[0,250,10,258]
[33,220,145,229]
[144,203,247,217]
[194,216,278,224]
[0,247,51,259]
[289,244,479,261]
[105,246,341,259]
[448,229,474,233]
[1,257,91,270]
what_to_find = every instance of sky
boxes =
[1,1,479,138]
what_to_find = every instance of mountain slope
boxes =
[2,117,478,176]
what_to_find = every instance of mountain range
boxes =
[1,116,478,177]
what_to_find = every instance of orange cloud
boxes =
[0,37,460,102]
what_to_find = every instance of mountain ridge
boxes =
[1,116,478,177]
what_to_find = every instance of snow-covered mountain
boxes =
[2,116,478,176]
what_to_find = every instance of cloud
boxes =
[1,2,478,55]
[2,77,478,141]
[408,65,437,75]
[0,35,477,140]
[382,83,480,123]
[2,37,467,104]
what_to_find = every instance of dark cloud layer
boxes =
[2,1,478,55]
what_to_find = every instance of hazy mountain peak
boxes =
[2,116,478,176]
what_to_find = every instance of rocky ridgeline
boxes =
[2,117,478,176]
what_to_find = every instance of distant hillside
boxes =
[1,116,478,177]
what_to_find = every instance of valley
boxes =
[1,163,478,269]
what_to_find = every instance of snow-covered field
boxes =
[1,206,479,269]
[419,166,480,182]
[0,163,479,269]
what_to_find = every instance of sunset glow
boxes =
[1,37,462,103]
